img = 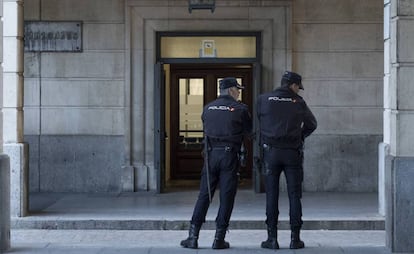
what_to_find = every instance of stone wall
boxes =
[293,0,383,191]
[384,0,414,252]
[24,0,125,192]
[22,0,384,192]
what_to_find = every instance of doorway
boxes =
[168,64,254,186]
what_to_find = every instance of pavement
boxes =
[8,229,389,254]
[3,189,394,253]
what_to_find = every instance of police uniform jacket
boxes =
[202,95,252,148]
[257,86,317,149]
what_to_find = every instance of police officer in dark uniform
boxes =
[180,77,252,249]
[257,71,317,250]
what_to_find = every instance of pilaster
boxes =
[383,0,414,252]
[0,1,12,252]
[3,0,28,217]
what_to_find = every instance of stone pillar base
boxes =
[4,143,29,217]
[0,154,11,252]
[386,156,414,253]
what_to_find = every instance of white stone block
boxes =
[391,0,398,18]
[390,19,397,64]
[384,74,397,109]
[294,24,330,51]
[3,1,23,37]
[83,24,125,50]
[311,107,352,134]
[294,52,353,78]
[311,106,382,135]
[384,39,390,74]
[397,67,414,110]
[3,72,23,107]
[352,52,384,78]
[40,52,124,78]
[397,112,414,156]
[0,68,3,107]
[330,24,383,51]
[41,0,124,22]
[0,22,3,60]
[303,80,382,107]
[384,3,390,39]
[23,78,40,106]
[2,108,23,143]
[41,108,124,135]
[23,107,40,135]
[41,80,123,107]
[3,37,23,72]
[383,109,394,148]
[397,19,414,62]
[351,107,383,134]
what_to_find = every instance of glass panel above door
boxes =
[161,36,256,58]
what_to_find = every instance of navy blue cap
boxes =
[282,71,304,90]
[219,77,244,90]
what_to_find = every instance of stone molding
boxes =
[123,0,292,191]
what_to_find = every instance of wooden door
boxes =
[170,64,253,180]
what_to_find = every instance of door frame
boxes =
[155,31,263,192]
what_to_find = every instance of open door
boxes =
[154,62,166,193]
[169,64,253,182]
[252,62,265,193]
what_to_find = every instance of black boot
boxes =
[289,228,305,249]
[212,228,230,249]
[180,224,201,249]
[261,227,279,249]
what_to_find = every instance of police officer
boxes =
[180,77,252,249]
[257,71,317,250]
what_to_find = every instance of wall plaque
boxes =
[24,21,82,52]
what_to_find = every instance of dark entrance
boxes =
[169,64,254,181]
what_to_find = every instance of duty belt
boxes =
[210,146,234,152]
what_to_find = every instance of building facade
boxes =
[23,0,383,193]
[2,0,414,252]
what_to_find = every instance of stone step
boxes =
[12,218,384,230]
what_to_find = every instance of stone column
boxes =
[383,0,414,252]
[1,0,11,252]
[3,0,28,217]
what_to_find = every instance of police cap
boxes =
[219,77,245,90]
[282,71,304,90]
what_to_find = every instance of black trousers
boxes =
[263,145,304,230]
[191,147,239,229]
